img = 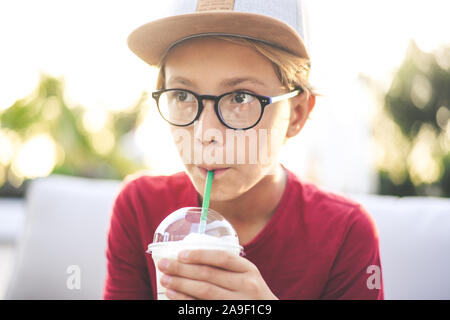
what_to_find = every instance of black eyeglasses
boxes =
[151,87,303,130]
[152,88,303,130]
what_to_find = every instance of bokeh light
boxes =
[0,131,15,167]
[407,124,443,185]
[11,134,56,179]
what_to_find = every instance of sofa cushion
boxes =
[6,175,121,299]
[0,199,25,243]
[350,194,450,299]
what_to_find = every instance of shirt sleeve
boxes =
[320,205,384,300]
[103,181,154,300]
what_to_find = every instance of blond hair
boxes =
[156,35,316,99]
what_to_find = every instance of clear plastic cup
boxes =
[147,207,243,300]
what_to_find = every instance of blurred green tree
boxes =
[0,74,148,197]
[374,41,450,197]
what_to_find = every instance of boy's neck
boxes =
[203,163,288,241]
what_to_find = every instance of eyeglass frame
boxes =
[151,87,303,130]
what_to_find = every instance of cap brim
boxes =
[127,11,309,67]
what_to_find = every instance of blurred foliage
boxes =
[373,41,450,197]
[0,74,148,197]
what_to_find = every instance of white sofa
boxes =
[4,174,450,299]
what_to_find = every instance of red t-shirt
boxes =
[103,166,384,300]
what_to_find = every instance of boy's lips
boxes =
[197,166,230,178]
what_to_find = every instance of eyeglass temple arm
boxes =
[269,90,300,104]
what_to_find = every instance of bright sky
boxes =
[0,0,449,193]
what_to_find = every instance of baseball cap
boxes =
[127,0,310,67]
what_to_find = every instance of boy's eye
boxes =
[231,92,254,104]
[172,90,195,102]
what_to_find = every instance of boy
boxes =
[104,0,384,300]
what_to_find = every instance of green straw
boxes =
[199,170,214,234]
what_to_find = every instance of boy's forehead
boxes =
[165,43,272,75]
[162,37,283,91]
[164,37,270,69]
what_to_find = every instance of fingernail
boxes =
[158,258,169,271]
[160,274,171,286]
[179,250,190,260]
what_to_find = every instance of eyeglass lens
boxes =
[157,90,261,129]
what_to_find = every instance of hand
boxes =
[157,249,278,300]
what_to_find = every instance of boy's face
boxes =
[164,37,308,201]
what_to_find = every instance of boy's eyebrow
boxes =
[220,77,267,88]
[166,76,267,89]
[166,76,196,87]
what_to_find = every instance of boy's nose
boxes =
[194,99,225,145]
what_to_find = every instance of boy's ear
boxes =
[286,92,315,139]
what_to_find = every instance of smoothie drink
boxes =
[147,207,243,300]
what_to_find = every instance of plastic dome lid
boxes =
[149,207,241,249]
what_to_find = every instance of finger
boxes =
[178,250,252,273]
[165,289,196,300]
[161,274,235,300]
[159,259,241,291]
